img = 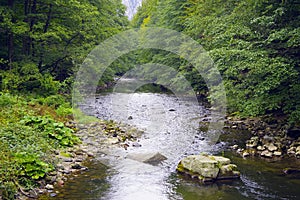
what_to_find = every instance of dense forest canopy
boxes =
[0,0,128,94]
[131,0,300,124]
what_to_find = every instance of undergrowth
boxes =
[0,92,80,199]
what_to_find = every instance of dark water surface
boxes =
[44,84,300,200]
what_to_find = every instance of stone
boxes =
[177,154,240,182]
[71,163,83,169]
[126,152,167,165]
[219,164,240,179]
[231,145,239,150]
[45,184,54,190]
[132,142,142,147]
[242,152,250,157]
[273,151,282,156]
[257,145,265,151]
[264,143,278,152]
[261,150,273,158]
[246,140,258,148]
[128,116,133,120]
[106,138,119,145]
[288,147,296,154]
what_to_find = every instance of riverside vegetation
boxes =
[0,0,300,199]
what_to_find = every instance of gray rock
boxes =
[274,151,282,156]
[242,152,250,157]
[45,184,54,190]
[126,152,167,165]
[261,150,273,158]
[132,142,142,147]
[257,145,265,151]
[264,143,278,152]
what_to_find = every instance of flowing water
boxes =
[46,81,300,200]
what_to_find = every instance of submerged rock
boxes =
[126,152,167,165]
[177,154,240,183]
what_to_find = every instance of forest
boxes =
[0,0,299,199]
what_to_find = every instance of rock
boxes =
[45,184,54,190]
[264,143,278,152]
[246,140,258,148]
[132,142,142,147]
[50,193,57,197]
[273,151,282,156]
[257,145,265,151]
[231,145,239,150]
[126,152,167,165]
[219,164,240,179]
[106,138,119,145]
[71,163,83,169]
[128,116,133,120]
[63,158,73,162]
[288,147,296,154]
[242,152,250,157]
[261,150,273,158]
[177,154,240,182]
[296,146,300,152]
[57,179,64,187]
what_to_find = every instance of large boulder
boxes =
[177,154,240,183]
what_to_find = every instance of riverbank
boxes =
[24,120,143,199]
[0,93,143,200]
[224,115,300,160]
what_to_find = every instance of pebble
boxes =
[71,163,83,169]
[274,151,282,156]
[261,150,273,158]
[50,193,57,197]
[132,142,142,147]
[257,146,265,151]
[45,184,54,190]
[242,152,250,157]
[264,143,278,152]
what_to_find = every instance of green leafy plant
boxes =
[14,153,54,180]
[21,115,80,147]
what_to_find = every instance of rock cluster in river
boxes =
[177,154,240,183]
[225,117,300,159]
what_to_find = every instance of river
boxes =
[47,81,300,200]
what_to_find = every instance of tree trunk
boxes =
[7,0,14,69]
[30,0,37,57]
[38,3,52,69]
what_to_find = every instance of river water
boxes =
[47,82,300,200]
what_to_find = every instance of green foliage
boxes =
[0,0,129,95]
[132,0,300,124]
[14,153,54,180]
[0,93,81,198]
[21,115,80,147]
